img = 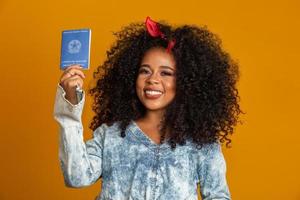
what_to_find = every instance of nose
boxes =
[146,73,160,84]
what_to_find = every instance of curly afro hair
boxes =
[89,20,244,149]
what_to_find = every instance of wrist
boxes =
[65,93,77,105]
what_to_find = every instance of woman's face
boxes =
[136,47,176,113]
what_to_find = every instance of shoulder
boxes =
[202,142,222,158]
[93,121,122,138]
[192,142,225,163]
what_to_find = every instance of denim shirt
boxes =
[53,84,231,200]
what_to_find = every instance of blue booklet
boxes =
[60,29,91,70]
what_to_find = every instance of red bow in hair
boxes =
[145,16,176,53]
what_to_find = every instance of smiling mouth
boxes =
[144,90,163,99]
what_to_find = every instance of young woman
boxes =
[54,16,242,200]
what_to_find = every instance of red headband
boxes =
[145,16,176,53]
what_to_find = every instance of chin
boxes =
[142,101,169,112]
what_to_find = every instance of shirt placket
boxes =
[151,146,160,200]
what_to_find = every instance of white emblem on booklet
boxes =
[68,39,82,54]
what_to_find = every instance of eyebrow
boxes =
[140,64,175,71]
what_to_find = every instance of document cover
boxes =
[60,29,91,69]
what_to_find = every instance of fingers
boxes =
[60,64,86,83]
[60,74,84,89]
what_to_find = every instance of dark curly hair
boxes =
[89,20,244,149]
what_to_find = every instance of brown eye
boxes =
[161,71,173,76]
[138,68,150,74]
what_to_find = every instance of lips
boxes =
[144,89,163,99]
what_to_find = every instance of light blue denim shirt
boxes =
[53,84,231,200]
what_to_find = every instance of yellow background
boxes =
[0,0,299,199]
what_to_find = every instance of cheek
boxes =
[165,79,176,93]
[136,77,144,92]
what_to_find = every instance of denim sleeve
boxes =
[53,84,103,188]
[197,142,231,200]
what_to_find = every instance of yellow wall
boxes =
[0,0,299,199]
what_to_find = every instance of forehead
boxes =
[141,48,176,69]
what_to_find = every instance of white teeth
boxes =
[145,90,162,95]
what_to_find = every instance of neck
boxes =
[138,110,165,128]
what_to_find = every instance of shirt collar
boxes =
[127,120,171,152]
